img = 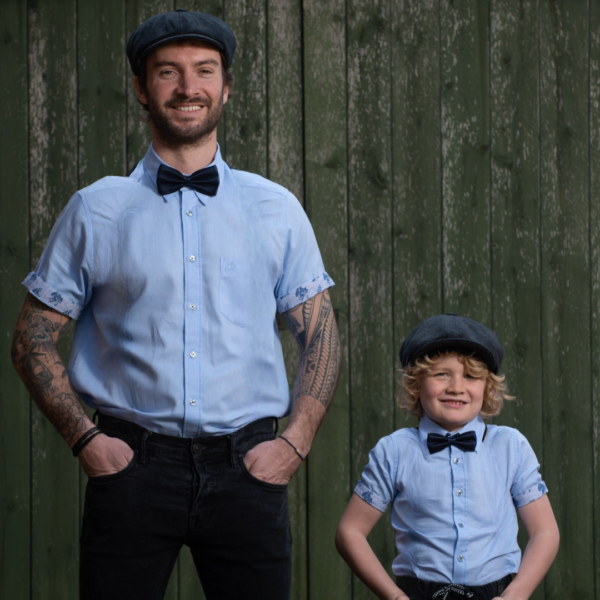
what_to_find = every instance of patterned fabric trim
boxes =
[355,480,388,513]
[276,272,334,313]
[23,272,84,319]
[513,480,548,508]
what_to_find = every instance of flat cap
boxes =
[399,313,504,374]
[127,9,236,75]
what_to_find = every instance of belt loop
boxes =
[273,417,278,436]
[92,410,99,425]
[229,432,237,468]
[140,431,152,464]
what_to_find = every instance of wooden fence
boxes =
[1,0,599,598]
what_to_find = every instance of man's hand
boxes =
[243,437,302,486]
[78,433,135,478]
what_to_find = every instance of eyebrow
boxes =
[153,59,220,69]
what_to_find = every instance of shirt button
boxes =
[190,351,197,358]
[458,522,464,528]
[189,399,196,406]
[453,458,461,464]
[456,490,463,496]
[190,304,196,310]
[186,210,193,216]
[458,555,464,562]
[189,255,196,262]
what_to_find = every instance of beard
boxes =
[146,91,224,148]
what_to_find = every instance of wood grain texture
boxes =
[347,1,395,597]
[539,1,593,597]
[0,1,30,598]
[440,0,491,323]
[303,0,352,597]
[391,0,442,432]
[28,1,80,598]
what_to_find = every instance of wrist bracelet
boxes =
[279,435,306,461]
[72,427,101,457]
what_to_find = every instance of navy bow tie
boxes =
[427,431,477,454]
[156,164,220,196]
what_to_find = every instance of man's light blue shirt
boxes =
[24,144,333,436]
[355,415,548,585]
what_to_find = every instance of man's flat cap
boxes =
[127,9,236,75]
[399,313,504,374]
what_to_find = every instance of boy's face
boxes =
[418,353,485,432]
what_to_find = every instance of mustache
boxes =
[165,96,211,108]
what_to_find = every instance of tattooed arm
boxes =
[12,293,133,476]
[243,289,341,484]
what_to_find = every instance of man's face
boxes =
[134,41,229,148]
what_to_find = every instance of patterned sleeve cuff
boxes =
[23,272,84,319]
[354,480,388,513]
[276,272,334,313]
[513,480,548,508]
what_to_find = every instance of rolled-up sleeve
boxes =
[511,431,548,508]
[354,435,397,513]
[23,193,93,319]
[275,192,334,313]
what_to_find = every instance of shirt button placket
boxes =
[451,446,468,581]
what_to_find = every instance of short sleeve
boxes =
[23,193,93,319]
[354,435,397,513]
[275,192,334,313]
[510,431,548,508]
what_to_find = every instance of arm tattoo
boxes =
[285,292,341,409]
[12,295,87,446]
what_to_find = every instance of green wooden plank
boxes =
[440,1,491,324]
[0,1,30,598]
[126,0,174,173]
[347,1,395,597]
[391,0,442,433]
[223,0,267,175]
[540,2,594,598]
[28,1,80,598]
[303,0,351,597]
[266,1,307,597]
[489,4,543,592]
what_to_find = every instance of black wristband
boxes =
[72,427,101,457]
[279,435,306,461]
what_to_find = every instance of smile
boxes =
[173,105,203,112]
[440,400,467,406]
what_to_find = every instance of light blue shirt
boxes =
[24,144,333,436]
[355,415,548,585]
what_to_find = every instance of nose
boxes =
[177,69,199,98]
[446,374,465,394]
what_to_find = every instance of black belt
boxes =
[396,574,513,600]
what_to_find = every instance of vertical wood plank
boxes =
[223,0,267,175]
[539,1,593,597]
[29,0,79,598]
[303,0,351,597]
[391,0,442,432]
[347,0,395,597]
[440,0,491,324]
[266,1,307,597]
[489,2,543,587]
[0,1,30,598]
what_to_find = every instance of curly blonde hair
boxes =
[397,351,513,420]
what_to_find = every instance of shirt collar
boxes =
[142,142,225,204]
[418,414,486,453]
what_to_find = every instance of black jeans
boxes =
[80,414,292,600]
[397,574,513,600]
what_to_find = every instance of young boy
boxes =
[336,313,559,600]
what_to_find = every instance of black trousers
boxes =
[80,414,292,600]
[397,574,513,600]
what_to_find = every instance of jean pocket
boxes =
[239,452,288,491]
[87,449,138,483]
[219,258,256,328]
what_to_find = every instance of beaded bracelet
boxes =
[72,427,102,457]
[279,435,306,461]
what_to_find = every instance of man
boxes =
[11,10,340,600]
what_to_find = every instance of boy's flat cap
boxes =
[127,9,236,75]
[399,313,504,374]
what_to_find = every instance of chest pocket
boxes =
[219,258,255,328]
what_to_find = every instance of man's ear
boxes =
[134,76,148,105]
[222,84,229,106]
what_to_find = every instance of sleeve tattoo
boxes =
[12,295,87,446]
[284,292,341,409]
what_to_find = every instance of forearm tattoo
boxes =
[12,296,87,445]
[285,293,341,409]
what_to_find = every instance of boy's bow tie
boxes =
[427,431,477,454]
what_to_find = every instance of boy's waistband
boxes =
[396,574,513,600]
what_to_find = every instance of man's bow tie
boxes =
[156,164,220,197]
[427,431,477,454]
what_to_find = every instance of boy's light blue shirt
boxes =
[23,144,333,437]
[355,415,548,586]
